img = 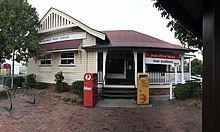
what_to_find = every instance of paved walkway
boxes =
[0,95,202,132]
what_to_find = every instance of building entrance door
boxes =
[126,59,134,84]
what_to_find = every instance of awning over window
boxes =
[40,39,82,51]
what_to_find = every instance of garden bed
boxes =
[32,84,83,105]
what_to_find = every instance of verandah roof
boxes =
[84,30,189,52]
[40,39,82,52]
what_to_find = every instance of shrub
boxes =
[174,84,191,100]
[55,81,62,93]
[25,74,37,88]
[71,81,84,97]
[54,71,68,93]
[3,77,10,86]
[5,78,11,87]
[5,76,25,87]
[174,81,202,100]
[192,87,202,97]
[55,71,64,82]
[35,82,47,89]
[62,82,71,91]
[185,81,201,90]
[186,81,202,98]
[55,82,70,93]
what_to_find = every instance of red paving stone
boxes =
[0,95,202,132]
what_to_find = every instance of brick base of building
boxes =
[150,88,171,95]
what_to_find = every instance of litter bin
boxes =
[137,73,149,104]
[84,73,98,107]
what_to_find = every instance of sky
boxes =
[27,0,202,60]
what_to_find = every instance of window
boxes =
[60,53,74,65]
[40,54,51,65]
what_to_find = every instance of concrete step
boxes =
[101,87,137,99]
[102,90,136,94]
[104,85,135,88]
[100,94,136,99]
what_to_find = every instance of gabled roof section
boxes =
[38,8,106,40]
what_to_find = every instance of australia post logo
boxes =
[84,73,92,81]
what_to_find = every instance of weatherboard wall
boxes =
[28,33,97,84]
[82,33,96,47]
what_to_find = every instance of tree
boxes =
[191,58,202,76]
[0,0,44,88]
[0,0,44,62]
[184,58,203,76]
[153,0,203,50]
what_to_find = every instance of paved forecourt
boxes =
[0,95,201,132]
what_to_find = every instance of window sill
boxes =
[39,65,52,67]
[59,65,76,67]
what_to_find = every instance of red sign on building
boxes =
[145,52,180,60]
[145,52,181,65]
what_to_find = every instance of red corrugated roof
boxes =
[40,39,82,51]
[103,30,186,50]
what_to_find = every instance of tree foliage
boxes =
[184,58,203,75]
[191,58,203,75]
[0,0,44,62]
[153,0,203,50]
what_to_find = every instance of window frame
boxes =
[59,52,75,66]
[39,54,52,66]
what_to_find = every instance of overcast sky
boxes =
[28,0,179,44]
[27,0,202,60]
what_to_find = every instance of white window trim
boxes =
[39,54,52,66]
[59,52,75,66]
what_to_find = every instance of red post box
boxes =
[84,73,98,107]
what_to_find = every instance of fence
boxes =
[97,71,191,85]
[148,72,190,84]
